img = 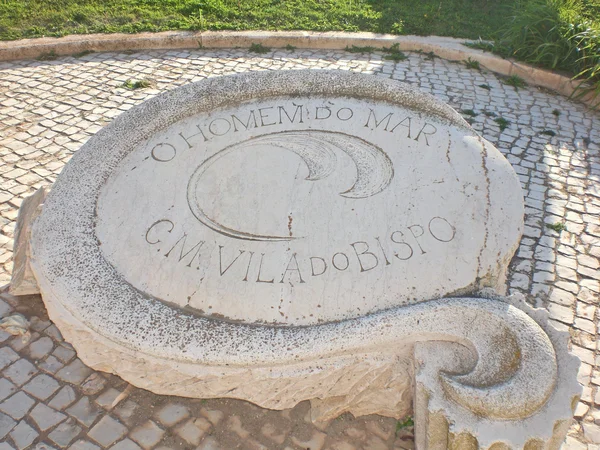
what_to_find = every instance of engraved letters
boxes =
[143,216,456,284]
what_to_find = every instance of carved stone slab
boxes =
[28,71,579,449]
[55,71,522,327]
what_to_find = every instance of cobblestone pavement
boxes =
[0,47,599,449]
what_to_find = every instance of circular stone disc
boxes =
[31,70,523,360]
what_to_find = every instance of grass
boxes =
[249,42,270,53]
[546,222,567,232]
[0,0,520,42]
[121,78,152,89]
[1,0,599,104]
[383,43,408,61]
[494,117,510,131]
[496,0,600,103]
[464,39,495,52]
[345,45,378,53]
[504,74,527,89]
[395,416,414,436]
[72,49,95,58]
[464,57,481,70]
[36,50,58,61]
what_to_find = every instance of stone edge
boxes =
[0,30,598,108]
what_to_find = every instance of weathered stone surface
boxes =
[31,70,523,326]
[9,187,46,295]
[414,293,581,449]
[27,70,579,448]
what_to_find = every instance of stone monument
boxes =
[18,70,580,449]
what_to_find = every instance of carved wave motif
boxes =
[186,130,394,241]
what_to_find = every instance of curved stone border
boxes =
[1,30,597,108]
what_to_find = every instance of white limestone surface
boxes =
[86,73,523,326]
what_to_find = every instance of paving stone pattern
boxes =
[0,47,599,449]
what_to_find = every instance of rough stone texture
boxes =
[0,47,599,449]
[415,293,580,449]
[8,186,46,295]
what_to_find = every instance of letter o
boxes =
[429,217,456,242]
[332,252,350,271]
[151,143,177,162]
[336,107,354,121]
[208,118,232,136]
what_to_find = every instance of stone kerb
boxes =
[24,70,580,449]
[1,31,597,109]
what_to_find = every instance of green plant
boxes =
[395,416,414,436]
[345,45,377,53]
[415,49,436,60]
[494,117,510,131]
[479,83,491,90]
[464,39,495,52]
[552,108,561,116]
[72,50,94,58]
[461,109,477,116]
[121,79,152,90]
[285,44,296,51]
[546,222,567,232]
[496,0,600,105]
[541,129,557,136]
[249,43,270,54]
[464,57,481,70]
[423,51,436,60]
[504,75,527,89]
[37,50,58,61]
[383,43,408,61]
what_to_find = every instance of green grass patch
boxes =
[121,78,152,89]
[0,0,519,42]
[546,221,567,232]
[496,0,600,104]
[345,45,377,53]
[36,50,58,61]
[395,416,414,436]
[461,108,477,116]
[504,74,527,89]
[249,43,270,53]
[464,57,481,70]
[464,39,495,52]
[72,49,95,58]
[383,43,408,61]
[494,117,510,131]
